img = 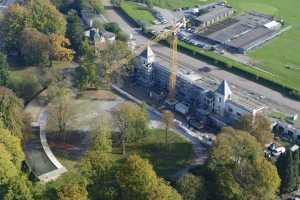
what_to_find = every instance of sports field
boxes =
[228,0,300,92]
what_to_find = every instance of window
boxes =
[219,97,221,102]
[228,107,233,113]
[288,130,294,137]
[236,113,241,117]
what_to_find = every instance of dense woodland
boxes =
[0,0,298,200]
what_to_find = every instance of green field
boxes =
[121,1,155,25]
[57,128,193,179]
[146,0,214,9]
[227,0,300,94]
[127,129,193,178]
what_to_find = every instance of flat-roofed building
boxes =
[198,11,282,53]
[193,5,234,28]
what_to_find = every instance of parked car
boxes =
[272,147,286,156]
[153,20,161,25]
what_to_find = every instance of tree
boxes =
[116,154,182,200]
[277,149,298,193]
[80,116,117,200]
[235,114,273,146]
[57,182,88,200]
[133,103,148,140]
[0,4,31,52]
[0,87,25,138]
[0,124,25,169]
[2,175,33,200]
[91,116,113,153]
[0,52,9,87]
[161,110,174,147]
[27,0,67,35]
[175,173,207,200]
[0,143,32,200]
[104,22,121,34]
[77,57,100,90]
[111,0,123,7]
[20,28,51,65]
[78,38,95,59]
[114,102,148,155]
[66,10,85,54]
[117,31,129,42]
[80,151,113,182]
[146,0,154,10]
[49,33,74,65]
[87,0,104,14]
[47,84,73,135]
[97,41,132,85]
[208,127,280,200]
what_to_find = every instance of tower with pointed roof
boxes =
[137,45,155,87]
[140,45,155,65]
[214,80,232,116]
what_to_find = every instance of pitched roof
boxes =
[215,80,232,96]
[141,45,155,63]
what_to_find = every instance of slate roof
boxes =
[215,80,231,96]
[141,46,155,63]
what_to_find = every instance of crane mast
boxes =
[168,31,178,99]
[112,17,187,100]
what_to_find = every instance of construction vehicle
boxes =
[112,17,187,99]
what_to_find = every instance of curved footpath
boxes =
[37,111,67,182]
[25,98,67,182]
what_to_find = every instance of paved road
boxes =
[104,0,300,114]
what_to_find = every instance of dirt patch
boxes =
[79,90,118,101]
[47,130,91,160]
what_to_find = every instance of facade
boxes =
[273,121,300,143]
[135,46,264,127]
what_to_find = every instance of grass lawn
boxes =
[55,128,193,179]
[227,0,300,93]
[121,1,155,25]
[126,129,193,178]
[146,0,215,10]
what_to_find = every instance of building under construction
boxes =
[134,46,265,127]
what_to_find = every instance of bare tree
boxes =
[47,85,73,138]
[161,110,174,147]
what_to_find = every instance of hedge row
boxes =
[117,5,300,100]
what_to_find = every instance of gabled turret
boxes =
[141,45,155,64]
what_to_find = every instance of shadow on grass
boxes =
[46,130,91,161]
[129,141,193,178]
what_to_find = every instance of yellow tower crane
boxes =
[112,17,187,99]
